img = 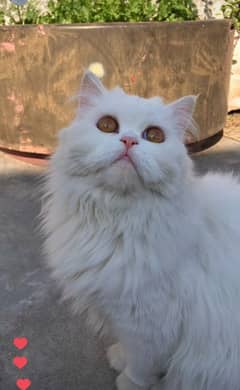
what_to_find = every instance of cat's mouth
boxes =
[113,152,143,183]
[109,152,143,185]
[114,152,136,168]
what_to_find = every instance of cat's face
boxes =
[59,71,197,196]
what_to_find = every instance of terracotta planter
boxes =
[0,20,234,156]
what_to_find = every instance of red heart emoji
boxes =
[16,378,31,390]
[13,337,28,350]
[13,356,28,369]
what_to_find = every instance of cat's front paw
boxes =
[116,372,150,390]
[107,343,126,372]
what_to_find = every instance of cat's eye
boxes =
[97,116,119,133]
[142,126,165,143]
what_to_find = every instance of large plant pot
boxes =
[0,20,234,156]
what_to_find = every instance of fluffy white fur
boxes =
[42,71,240,390]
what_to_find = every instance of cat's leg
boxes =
[115,347,158,390]
[116,371,150,390]
[107,342,126,372]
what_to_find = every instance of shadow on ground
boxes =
[0,136,239,390]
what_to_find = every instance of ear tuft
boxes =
[78,70,106,109]
[80,70,105,96]
[168,95,199,141]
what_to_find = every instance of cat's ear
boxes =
[78,70,106,109]
[167,95,199,142]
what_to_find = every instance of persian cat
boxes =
[43,71,240,390]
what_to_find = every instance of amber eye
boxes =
[97,115,119,133]
[142,126,165,143]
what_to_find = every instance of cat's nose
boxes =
[120,136,138,150]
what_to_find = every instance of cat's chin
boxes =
[96,158,143,194]
[114,154,136,168]
[114,156,137,170]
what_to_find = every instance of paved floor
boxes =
[225,112,240,142]
[0,135,240,390]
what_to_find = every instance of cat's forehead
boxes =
[95,87,166,122]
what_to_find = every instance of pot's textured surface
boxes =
[0,20,234,154]
[195,0,240,112]
[229,34,240,112]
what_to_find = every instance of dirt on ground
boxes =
[224,111,240,142]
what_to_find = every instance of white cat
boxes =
[43,70,240,390]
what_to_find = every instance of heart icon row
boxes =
[12,338,31,388]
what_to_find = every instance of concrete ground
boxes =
[0,134,240,390]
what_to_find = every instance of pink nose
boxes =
[120,136,138,150]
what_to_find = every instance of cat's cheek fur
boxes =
[133,141,192,195]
